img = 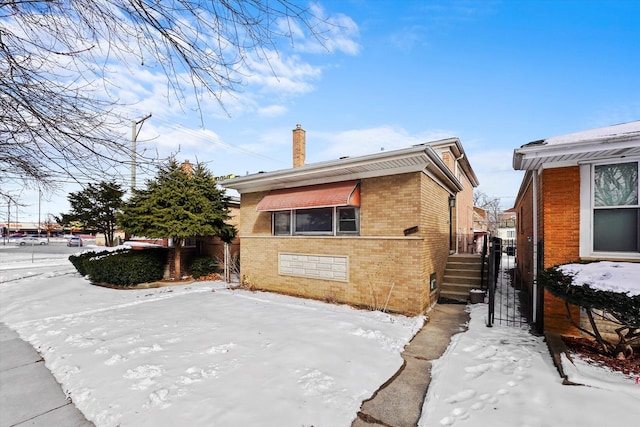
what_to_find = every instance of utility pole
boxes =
[131,113,152,194]
[38,187,41,236]
[5,198,8,245]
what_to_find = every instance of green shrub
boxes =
[69,249,124,276]
[83,248,167,287]
[190,255,218,279]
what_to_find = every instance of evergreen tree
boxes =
[118,159,236,279]
[58,181,125,246]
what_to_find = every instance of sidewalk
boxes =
[353,303,470,427]
[0,323,94,427]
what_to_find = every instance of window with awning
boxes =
[256,180,360,211]
[258,181,361,236]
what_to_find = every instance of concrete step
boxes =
[441,281,482,292]
[446,255,484,261]
[444,268,486,277]
[439,289,471,301]
[442,273,482,287]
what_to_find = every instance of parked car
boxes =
[67,236,83,247]
[15,236,48,246]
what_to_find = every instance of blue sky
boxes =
[7,0,640,224]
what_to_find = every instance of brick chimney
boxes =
[181,160,193,177]
[292,124,305,168]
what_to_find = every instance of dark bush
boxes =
[190,255,218,279]
[69,249,124,276]
[83,248,167,287]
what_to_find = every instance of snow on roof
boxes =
[541,120,640,146]
[559,261,640,296]
[513,120,640,170]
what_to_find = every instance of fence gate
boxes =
[486,237,529,328]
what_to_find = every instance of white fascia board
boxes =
[513,138,640,170]
[220,145,459,193]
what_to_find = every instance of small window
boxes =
[338,207,359,234]
[273,211,291,235]
[430,272,437,291]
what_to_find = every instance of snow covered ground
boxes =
[1,245,638,426]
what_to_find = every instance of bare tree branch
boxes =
[0,0,327,196]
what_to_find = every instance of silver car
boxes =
[67,236,83,247]
[15,236,48,246]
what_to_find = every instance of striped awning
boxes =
[256,180,360,211]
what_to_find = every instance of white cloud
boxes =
[464,148,524,205]
[257,105,289,117]
[307,126,523,207]
[279,3,361,55]
[311,126,456,160]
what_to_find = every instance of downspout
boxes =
[454,153,465,253]
[532,170,539,324]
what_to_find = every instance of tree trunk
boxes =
[174,239,183,279]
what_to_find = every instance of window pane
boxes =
[338,207,359,233]
[295,208,333,233]
[594,162,638,207]
[594,208,639,252]
[274,211,291,235]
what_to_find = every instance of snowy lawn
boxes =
[2,247,639,426]
[419,261,640,427]
[0,246,422,426]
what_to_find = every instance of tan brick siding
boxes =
[237,172,453,315]
[419,173,451,308]
[360,174,420,236]
[241,236,424,314]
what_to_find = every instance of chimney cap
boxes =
[295,124,302,130]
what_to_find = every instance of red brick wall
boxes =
[540,167,581,335]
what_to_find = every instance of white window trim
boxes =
[579,159,640,259]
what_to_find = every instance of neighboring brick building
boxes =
[513,121,640,334]
[129,196,240,280]
[220,126,478,315]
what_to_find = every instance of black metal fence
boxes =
[486,237,529,328]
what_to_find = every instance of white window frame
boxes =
[579,158,640,259]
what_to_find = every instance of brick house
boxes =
[512,121,640,334]
[220,126,478,315]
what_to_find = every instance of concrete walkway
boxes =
[353,304,470,427]
[0,323,94,427]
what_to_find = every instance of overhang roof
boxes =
[428,137,480,187]
[256,180,360,211]
[220,144,463,194]
[513,120,640,171]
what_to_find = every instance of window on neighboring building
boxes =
[272,207,360,236]
[592,161,639,252]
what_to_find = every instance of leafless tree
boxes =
[473,190,502,235]
[1,0,325,196]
